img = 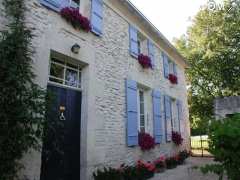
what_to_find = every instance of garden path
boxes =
[151,157,226,180]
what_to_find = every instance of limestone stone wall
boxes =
[0,0,190,179]
[214,96,240,119]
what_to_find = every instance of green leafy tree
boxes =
[0,0,46,179]
[174,0,240,135]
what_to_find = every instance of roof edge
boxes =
[123,0,189,67]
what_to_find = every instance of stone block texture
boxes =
[0,0,190,179]
[214,96,240,119]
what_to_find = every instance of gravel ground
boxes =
[151,157,226,180]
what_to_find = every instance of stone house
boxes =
[0,0,190,179]
[214,96,240,119]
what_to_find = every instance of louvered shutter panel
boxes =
[164,95,172,142]
[129,25,138,58]
[152,90,162,144]
[163,53,169,78]
[148,40,155,68]
[39,0,62,12]
[177,100,183,133]
[91,0,103,35]
[126,79,138,146]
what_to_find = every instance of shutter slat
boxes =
[148,40,155,68]
[126,79,138,146]
[177,100,183,133]
[152,90,162,144]
[91,0,103,35]
[129,25,138,58]
[163,53,169,78]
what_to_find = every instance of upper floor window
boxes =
[70,0,80,8]
[39,0,80,12]
[129,25,155,67]
[163,52,178,83]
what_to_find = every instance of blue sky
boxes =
[129,0,210,42]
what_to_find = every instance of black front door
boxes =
[40,85,81,180]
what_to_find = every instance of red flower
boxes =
[60,7,91,32]
[172,131,183,145]
[138,54,152,69]
[168,73,178,84]
[137,160,156,172]
[138,132,155,151]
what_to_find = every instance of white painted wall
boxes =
[0,0,190,179]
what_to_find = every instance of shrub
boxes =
[178,150,190,164]
[136,160,155,179]
[153,156,166,171]
[93,167,122,180]
[165,157,178,169]
[201,114,240,180]
[138,132,155,151]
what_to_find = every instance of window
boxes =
[39,0,80,12]
[70,0,80,8]
[138,90,146,132]
[49,58,81,89]
[137,40,141,55]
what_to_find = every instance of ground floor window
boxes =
[70,0,80,8]
[49,58,81,89]
[138,89,146,133]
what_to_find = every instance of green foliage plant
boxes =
[201,114,240,180]
[0,0,46,179]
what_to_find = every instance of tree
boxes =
[174,0,240,135]
[0,0,46,179]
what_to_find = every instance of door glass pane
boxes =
[50,63,64,83]
[65,68,78,87]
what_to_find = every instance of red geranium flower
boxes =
[138,132,155,151]
[138,54,152,69]
[60,7,91,32]
[168,73,178,84]
[172,131,183,145]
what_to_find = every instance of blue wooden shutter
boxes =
[152,90,162,144]
[162,53,169,78]
[176,100,183,132]
[164,95,172,142]
[91,0,103,35]
[148,40,155,68]
[126,79,138,146]
[129,25,138,58]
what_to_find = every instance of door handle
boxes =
[59,112,66,121]
[59,106,66,121]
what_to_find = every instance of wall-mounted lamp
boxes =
[71,43,80,54]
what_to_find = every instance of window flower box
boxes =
[60,7,91,32]
[172,131,183,146]
[168,73,178,84]
[138,54,152,69]
[138,132,155,151]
